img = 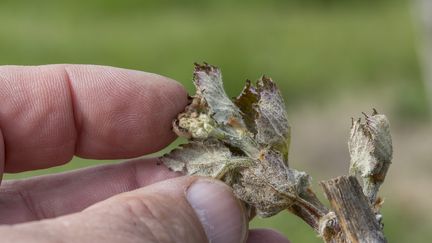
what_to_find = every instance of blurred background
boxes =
[1,0,431,241]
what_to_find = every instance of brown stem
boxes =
[287,188,329,231]
[320,176,386,243]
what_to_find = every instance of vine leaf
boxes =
[193,63,245,127]
[162,63,309,217]
[235,76,291,163]
[162,139,252,179]
[232,149,310,217]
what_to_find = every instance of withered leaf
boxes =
[193,63,245,127]
[162,63,309,217]
[162,139,252,179]
[235,76,291,162]
[255,77,291,146]
[175,63,257,155]
[234,80,259,134]
[232,149,310,217]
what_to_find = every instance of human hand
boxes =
[0,65,290,243]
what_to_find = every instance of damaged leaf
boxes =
[161,63,308,217]
[174,63,258,156]
[162,139,252,179]
[234,80,259,135]
[193,64,245,126]
[236,76,291,163]
[233,149,310,217]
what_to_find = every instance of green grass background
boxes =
[1,0,430,242]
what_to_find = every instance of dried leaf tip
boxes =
[348,109,392,203]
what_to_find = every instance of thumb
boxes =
[0,176,248,243]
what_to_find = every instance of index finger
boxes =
[0,64,188,173]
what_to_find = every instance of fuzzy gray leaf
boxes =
[174,63,258,156]
[255,77,291,161]
[193,63,245,126]
[162,139,252,179]
[233,149,310,217]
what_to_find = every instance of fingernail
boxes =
[186,179,247,243]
